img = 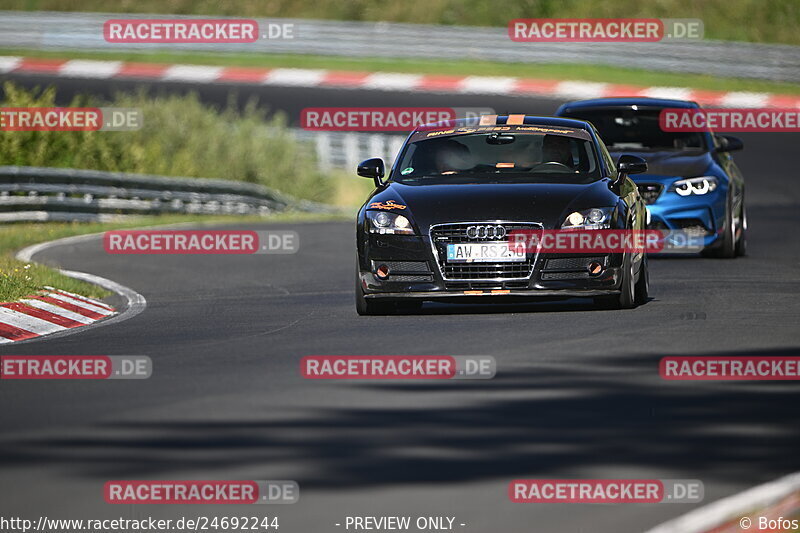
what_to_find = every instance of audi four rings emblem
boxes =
[466,225,506,239]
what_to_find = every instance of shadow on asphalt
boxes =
[2,347,799,491]
[405,298,651,315]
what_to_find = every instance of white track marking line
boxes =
[43,286,115,311]
[0,306,66,335]
[459,76,517,94]
[12,232,147,344]
[554,81,609,99]
[720,92,769,107]
[163,65,223,82]
[362,72,422,91]
[263,68,327,86]
[60,60,122,78]
[639,86,695,100]
[644,471,800,533]
[18,299,95,324]
[0,56,21,73]
[43,292,116,315]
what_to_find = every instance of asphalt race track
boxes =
[1,74,799,532]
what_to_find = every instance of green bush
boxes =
[0,82,333,202]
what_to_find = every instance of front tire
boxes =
[633,254,649,306]
[703,195,736,258]
[735,204,747,257]
[594,253,636,310]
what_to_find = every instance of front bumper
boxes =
[359,232,625,300]
[639,180,728,249]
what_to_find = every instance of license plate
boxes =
[446,242,526,263]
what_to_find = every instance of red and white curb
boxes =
[0,287,116,343]
[644,471,800,533]
[1,55,799,108]
[0,232,148,344]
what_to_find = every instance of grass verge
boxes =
[2,48,799,96]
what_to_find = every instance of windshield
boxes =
[391,132,601,184]
[564,108,708,151]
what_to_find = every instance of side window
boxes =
[712,134,726,151]
[594,128,617,179]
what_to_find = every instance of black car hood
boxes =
[608,149,713,178]
[370,179,619,231]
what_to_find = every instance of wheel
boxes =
[355,267,395,315]
[633,253,649,306]
[702,195,736,258]
[735,203,747,257]
[594,253,636,310]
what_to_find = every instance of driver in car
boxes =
[411,138,474,175]
[541,134,575,167]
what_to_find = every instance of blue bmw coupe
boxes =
[556,97,747,258]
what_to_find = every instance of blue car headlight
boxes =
[366,211,414,235]
[561,207,614,229]
[670,176,718,196]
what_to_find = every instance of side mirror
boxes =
[617,154,648,176]
[357,158,385,186]
[716,135,744,152]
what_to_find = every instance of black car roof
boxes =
[413,114,594,133]
[556,97,700,115]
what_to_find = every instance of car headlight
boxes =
[561,207,614,229]
[670,176,718,196]
[366,211,414,235]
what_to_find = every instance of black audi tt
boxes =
[355,115,650,315]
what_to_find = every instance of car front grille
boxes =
[430,222,542,281]
[390,274,434,282]
[648,219,669,231]
[637,183,663,205]
[540,256,607,281]
[444,281,530,291]
[376,260,430,273]
[673,218,712,237]
[541,271,590,280]
[371,260,433,282]
[545,256,607,271]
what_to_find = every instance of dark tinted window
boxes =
[392,133,600,183]
[564,108,707,151]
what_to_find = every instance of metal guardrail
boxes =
[0,11,798,82]
[294,129,405,172]
[0,166,334,222]
[0,131,401,223]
